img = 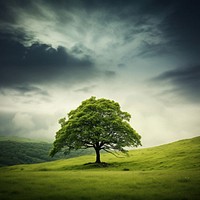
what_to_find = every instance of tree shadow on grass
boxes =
[35,161,134,171]
[60,161,133,171]
[58,162,117,171]
[83,162,113,168]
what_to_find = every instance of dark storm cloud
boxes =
[0,85,49,97]
[118,63,126,68]
[153,65,200,103]
[1,0,200,88]
[0,33,96,88]
[67,0,200,61]
[158,0,200,60]
[13,85,49,96]
[104,70,116,77]
[2,0,199,60]
[130,0,200,60]
[74,85,97,93]
[136,41,172,58]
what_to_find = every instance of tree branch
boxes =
[102,148,125,158]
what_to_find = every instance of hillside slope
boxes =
[0,137,93,167]
[6,136,200,171]
[0,136,199,200]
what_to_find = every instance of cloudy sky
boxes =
[0,0,199,147]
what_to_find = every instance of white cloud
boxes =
[12,113,35,130]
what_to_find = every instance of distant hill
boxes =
[0,136,94,167]
[0,135,49,143]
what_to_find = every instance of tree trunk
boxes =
[95,148,101,163]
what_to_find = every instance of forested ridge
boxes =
[0,138,93,167]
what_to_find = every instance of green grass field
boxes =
[0,136,200,200]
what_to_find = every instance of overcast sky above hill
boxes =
[0,0,199,146]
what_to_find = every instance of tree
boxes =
[50,96,141,163]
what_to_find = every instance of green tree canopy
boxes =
[50,96,141,163]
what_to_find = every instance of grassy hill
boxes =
[0,136,199,200]
[0,136,93,167]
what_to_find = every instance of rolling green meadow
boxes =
[0,136,200,200]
